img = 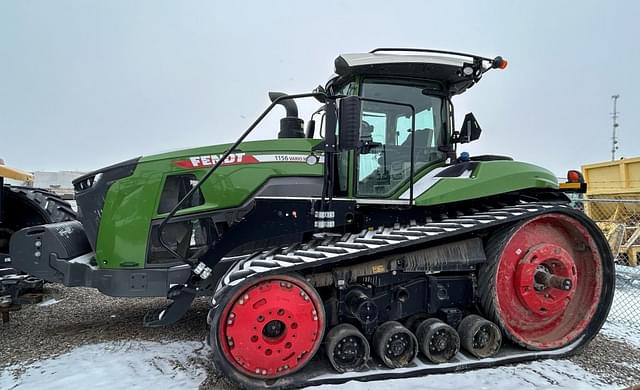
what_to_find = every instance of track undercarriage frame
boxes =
[205,197,615,389]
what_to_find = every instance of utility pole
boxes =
[611,94,620,160]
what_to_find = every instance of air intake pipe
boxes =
[269,92,305,138]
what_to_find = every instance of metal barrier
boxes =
[581,198,640,326]
[583,198,640,267]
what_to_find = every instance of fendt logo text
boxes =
[174,153,315,169]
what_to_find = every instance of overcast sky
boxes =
[1,0,638,176]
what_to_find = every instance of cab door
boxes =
[353,80,447,201]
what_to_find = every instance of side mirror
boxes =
[338,96,362,151]
[459,113,482,143]
[305,119,316,138]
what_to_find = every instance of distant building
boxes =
[32,171,85,199]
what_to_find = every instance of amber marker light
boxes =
[493,56,508,70]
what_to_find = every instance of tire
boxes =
[0,186,76,256]
[6,186,76,222]
[478,211,615,351]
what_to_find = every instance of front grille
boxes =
[74,175,98,192]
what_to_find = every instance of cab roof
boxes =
[332,48,503,96]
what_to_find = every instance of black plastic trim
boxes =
[73,157,140,250]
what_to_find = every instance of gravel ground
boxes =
[0,284,209,366]
[569,336,640,386]
[2,283,639,389]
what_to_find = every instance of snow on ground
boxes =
[314,360,614,390]
[0,345,616,390]
[602,266,640,348]
[1,266,638,390]
[601,320,640,349]
[0,341,207,390]
[37,298,62,307]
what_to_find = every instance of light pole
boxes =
[611,94,620,160]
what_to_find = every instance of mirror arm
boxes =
[438,144,457,161]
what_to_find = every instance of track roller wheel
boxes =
[324,323,370,372]
[373,321,418,368]
[479,212,615,350]
[414,318,460,363]
[457,314,502,358]
[216,274,325,380]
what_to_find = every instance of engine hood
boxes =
[139,138,322,166]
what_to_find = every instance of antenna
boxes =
[611,94,620,160]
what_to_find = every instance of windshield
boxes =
[357,79,446,197]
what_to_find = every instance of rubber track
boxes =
[214,202,569,298]
[477,224,528,347]
[208,201,613,389]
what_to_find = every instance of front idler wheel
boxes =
[216,274,325,380]
[414,318,460,363]
[373,321,418,368]
[458,314,502,358]
[324,323,370,373]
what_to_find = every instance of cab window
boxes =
[356,79,445,197]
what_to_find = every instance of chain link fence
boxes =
[580,198,640,329]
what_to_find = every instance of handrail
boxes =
[158,91,328,262]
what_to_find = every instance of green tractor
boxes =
[9,49,614,388]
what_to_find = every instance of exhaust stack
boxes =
[269,92,305,138]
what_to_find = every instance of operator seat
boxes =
[382,128,435,166]
[360,120,374,142]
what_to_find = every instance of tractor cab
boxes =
[315,49,507,201]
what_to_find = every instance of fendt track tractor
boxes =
[7,49,614,388]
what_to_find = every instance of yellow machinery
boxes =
[0,163,33,183]
[583,157,640,266]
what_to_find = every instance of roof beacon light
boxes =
[492,56,508,70]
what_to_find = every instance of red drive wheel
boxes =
[479,212,613,350]
[217,274,325,379]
